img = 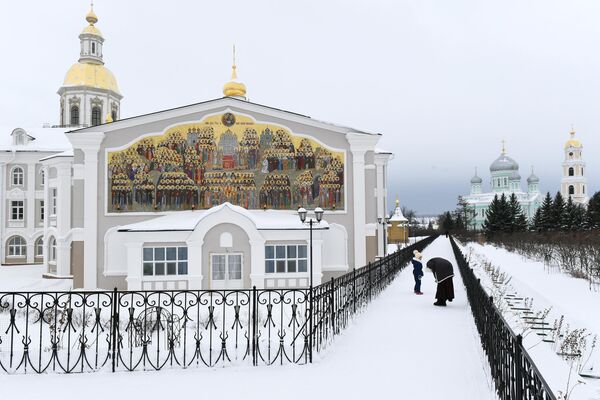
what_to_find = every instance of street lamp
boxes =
[377,216,391,256]
[297,206,323,289]
[298,206,323,364]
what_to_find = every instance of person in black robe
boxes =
[426,257,455,306]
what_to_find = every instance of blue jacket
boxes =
[411,258,424,277]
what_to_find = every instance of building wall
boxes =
[91,106,369,289]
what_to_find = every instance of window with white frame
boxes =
[48,236,57,262]
[7,236,26,256]
[40,169,45,186]
[11,201,24,220]
[12,167,24,186]
[35,237,44,257]
[265,244,308,273]
[40,200,44,222]
[143,246,188,276]
[51,188,57,215]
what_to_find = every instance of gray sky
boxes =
[1,0,599,215]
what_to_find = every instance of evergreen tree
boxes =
[507,193,527,232]
[537,192,554,231]
[483,194,511,235]
[530,208,542,231]
[586,192,600,230]
[564,196,586,231]
[497,193,511,232]
[551,192,567,231]
[438,211,455,232]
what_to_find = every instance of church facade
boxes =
[0,8,394,291]
[463,145,542,230]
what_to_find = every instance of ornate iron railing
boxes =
[450,237,557,400]
[0,236,437,374]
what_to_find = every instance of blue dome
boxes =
[470,174,482,184]
[490,154,519,172]
[509,170,521,180]
[527,173,539,184]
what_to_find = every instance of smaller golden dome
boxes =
[86,9,98,25]
[81,24,102,36]
[223,46,246,98]
[565,129,582,149]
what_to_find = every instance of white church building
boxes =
[0,7,394,291]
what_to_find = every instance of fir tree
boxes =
[530,208,542,231]
[551,192,567,231]
[586,192,600,230]
[564,196,586,231]
[537,192,554,231]
[508,193,527,232]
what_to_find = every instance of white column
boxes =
[41,166,49,272]
[0,162,5,264]
[26,163,36,263]
[125,241,143,290]
[312,233,323,286]
[67,132,105,289]
[55,162,72,276]
[249,239,266,289]
[186,239,204,290]
[374,159,385,257]
[347,133,381,268]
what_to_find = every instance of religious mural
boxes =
[107,113,345,212]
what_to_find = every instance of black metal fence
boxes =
[450,237,557,400]
[0,236,437,374]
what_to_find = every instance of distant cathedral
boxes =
[463,143,542,230]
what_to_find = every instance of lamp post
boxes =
[377,216,391,256]
[298,206,323,363]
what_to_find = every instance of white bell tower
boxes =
[561,129,588,205]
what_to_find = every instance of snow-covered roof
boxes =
[118,202,330,232]
[390,200,408,222]
[0,126,71,152]
[39,150,74,161]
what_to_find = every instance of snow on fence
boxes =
[450,237,557,400]
[0,236,437,374]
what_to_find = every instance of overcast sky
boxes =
[1,0,599,215]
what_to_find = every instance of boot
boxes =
[433,301,446,306]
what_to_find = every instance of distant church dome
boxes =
[490,142,519,172]
[470,173,482,184]
[527,172,539,184]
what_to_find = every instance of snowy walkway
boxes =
[0,237,495,400]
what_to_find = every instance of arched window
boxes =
[91,106,102,126]
[568,167,574,176]
[7,236,27,257]
[48,236,57,262]
[12,166,24,186]
[92,42,96,54]
[70,105,80,126]
[111,109,117,122]
[582,167,584,176]
[569,185,575,195]
[583,185,586,194]
[35,237,44,258]
[40,169,45,186]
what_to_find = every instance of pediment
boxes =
[7,187,25,200]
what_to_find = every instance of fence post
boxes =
[330,278,335,335]
[515,335,524,400]
[352,268,356,314]
[308,285,313,363]
[110,287,118,373]
[252,286,257,366]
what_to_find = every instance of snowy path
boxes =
[0,238,495,400]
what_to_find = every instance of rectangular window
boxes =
[142,246,188,276]
[40,200,44,222]
[11,201,24,220]
[265,244,308,273]
[51,188,57,215]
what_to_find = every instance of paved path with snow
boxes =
[0,237,495,400]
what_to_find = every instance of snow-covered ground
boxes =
[0,264,72,291]
[463,241,600,400]
[0,238,496,400]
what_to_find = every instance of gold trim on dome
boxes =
[223,45,247,97]
[81,24,102,36]
[564,129,582,149]
[63,62,120,94]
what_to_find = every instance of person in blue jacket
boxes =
[411,250,424,295]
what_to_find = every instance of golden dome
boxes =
[565,129,582,149]
[223,46,246,98]
[86,9,98,24]
[63,62,120,94]
[81,24,102,36]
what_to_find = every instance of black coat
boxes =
[426,257,454,283]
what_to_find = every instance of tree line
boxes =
[438,191,600,235]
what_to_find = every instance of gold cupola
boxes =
[564,128,582,149]
[223,46,247,98]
